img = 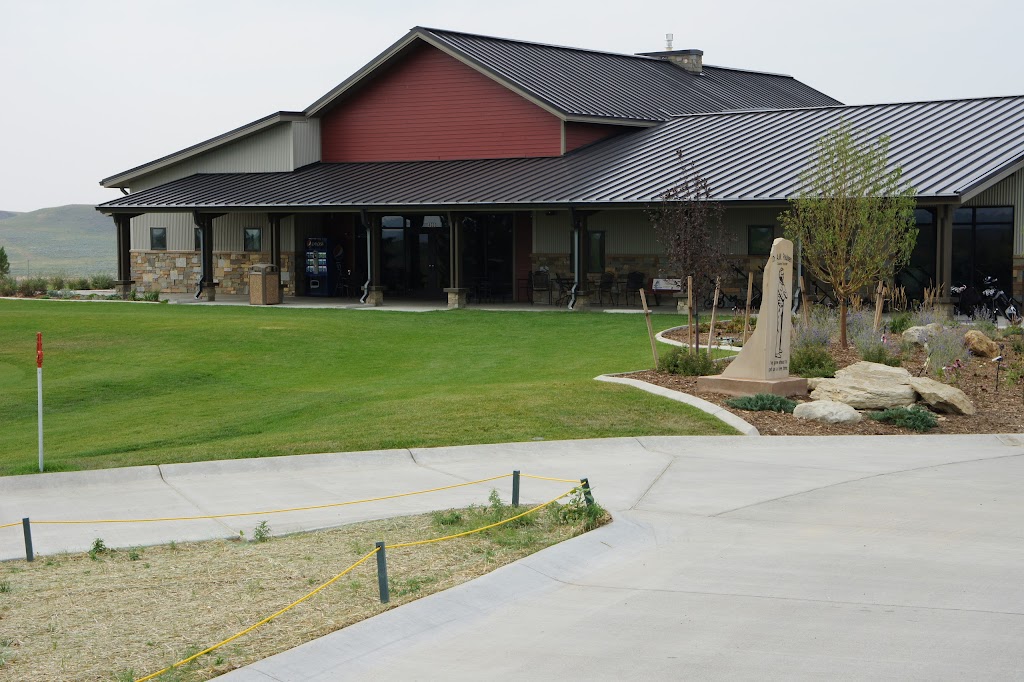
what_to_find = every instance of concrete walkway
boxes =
[3,434,1024,680]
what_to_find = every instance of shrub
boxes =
[926,326,968,379]
[17,276,48,296]
[0,275,15,296]
[68,276,91,290]
[868,406,937,432]
[90,273,115,289]
[888,312,913,335]
[252,520,272,543]
[793,306,837,350]
[142,289,161,302]
[725,393,796,413]
[48,273,67,290]
[790,344,837,378]
[658,348,720,376]
[910,307,943,328]
[971,317,999,338]
[860,343,902,366]
[1001,325,1023,338]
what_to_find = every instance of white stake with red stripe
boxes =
[36,332,44,472]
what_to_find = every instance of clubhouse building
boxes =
[97,27,1024,308]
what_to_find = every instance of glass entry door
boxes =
[380,215,449,298]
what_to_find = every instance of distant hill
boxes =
[0,205,115,276]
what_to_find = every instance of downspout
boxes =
[359,209,371,304]
[568,207,579,310]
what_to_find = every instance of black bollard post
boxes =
[22,518,34,562]
[512,470,520,508]
[375,541,389,604]
[580,478,594,508]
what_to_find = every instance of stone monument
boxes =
[696,238,808,397]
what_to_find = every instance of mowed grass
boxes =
[0,300,734,475]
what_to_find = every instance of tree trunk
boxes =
[839,298,848,348]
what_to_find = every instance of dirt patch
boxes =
[638,328,1024,436]
[0,495,605,681]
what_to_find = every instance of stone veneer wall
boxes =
[131,251,296,295]
[1014,255,1023,301]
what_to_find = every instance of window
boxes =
[952,206,1014,289]
[194,227,202,251]
[243,227,262,252]
[150,227,167,251]
[569,230,605,273]
[748,225,774,256]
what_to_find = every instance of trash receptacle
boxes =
[249,263,281,305]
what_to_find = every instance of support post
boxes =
[579,478,594,508]
[640,289,659,368]
[361,211,384,306]
[568,208,590,310]
[113,214,136,298]
[22,518,33,562]
[192,212,220,301]
[512,470,520,508]
[375,541,389,604]
[935,204,955,316]
[36,332,43,473]
[444,212,469,309]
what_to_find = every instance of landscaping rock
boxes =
[903,323,942,346]
[964,330,1000,358]
[806,377,824,390]
[908,377,976,415]
[810,361,917,409]
[793,400,862,423]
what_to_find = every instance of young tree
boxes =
[646,158,728,353]
[779,123,917,347]
[0,246,9,276]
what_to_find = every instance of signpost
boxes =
[36,332,43,472]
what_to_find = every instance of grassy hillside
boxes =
[0,302,732,475]
[0,205,115,275]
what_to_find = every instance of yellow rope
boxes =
[135,547,381,682]
[27,474,513,526]
[0,522,19,530]
[390,487,578,549]
[520,474,579,483]
[133,485,581,680]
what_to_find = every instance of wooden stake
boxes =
[640,289,659,368]
[707,277,721,352]
[743,271,753,344]
[799,276,811,326]
[687,276,694,355]
[873,280,884,332]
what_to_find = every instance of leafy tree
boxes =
[647,159,729,353]
[0,246,9,276]
[779,122,917,347]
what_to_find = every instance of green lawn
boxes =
[0,300,734,475]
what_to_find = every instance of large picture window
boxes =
[952,206,1013,290]
[748,225,774,256]
[243,227,262,252]
[150,227,167,251]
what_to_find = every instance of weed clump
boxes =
[869,406,937,432]
[659,348,719,376]
[725,393,796,413]
[790,344,837,378]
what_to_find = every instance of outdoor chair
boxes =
[598,272,618,306]
[625,271,646,306]
[532,271,551,305]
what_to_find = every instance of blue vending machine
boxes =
[304,237,332,296]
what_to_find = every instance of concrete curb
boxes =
[655,324,743,352]
[595,374,759,436]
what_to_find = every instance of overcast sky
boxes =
[1,0,1022,213]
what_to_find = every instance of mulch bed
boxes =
[631,328,1024,436]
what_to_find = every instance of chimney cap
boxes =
[637,48,704,58]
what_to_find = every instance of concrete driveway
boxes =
[3,434,1023,680]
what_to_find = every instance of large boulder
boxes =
[793,400,862,424]
[908,377,976,415]
[903,323,942,346]
[964,330,999,358]
[810,361,917,409]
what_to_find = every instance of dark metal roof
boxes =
[98,96,1024,212]
[407,28,841,121]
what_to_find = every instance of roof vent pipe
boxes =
[665,33,674,50]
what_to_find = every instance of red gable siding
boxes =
[321,44,563,162]
[564,122,625,153]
